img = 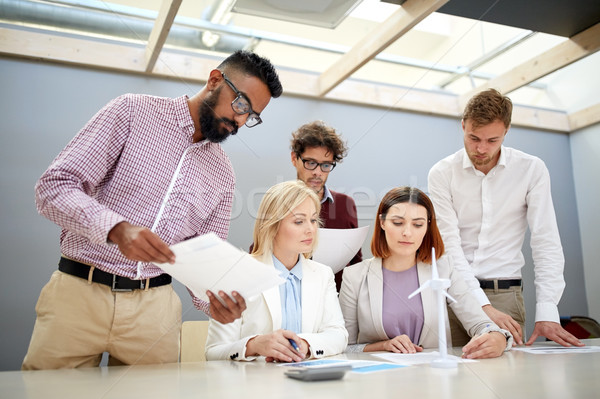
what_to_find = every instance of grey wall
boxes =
[0,56,590,371]
[570,124,600,322]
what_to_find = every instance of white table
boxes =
[2,339,599,399]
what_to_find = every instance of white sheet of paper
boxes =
[512,345,600,354]
[278,359,404,373]
[373,352,476,365]
[155,233,285,302]
[312,226,369,273]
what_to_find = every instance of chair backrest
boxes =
[180,320,210,362]
[560,316,600,339]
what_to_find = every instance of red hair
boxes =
[371,187,444,264]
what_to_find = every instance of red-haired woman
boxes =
[339,187,511,359]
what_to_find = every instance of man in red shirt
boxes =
[290,121,362,291]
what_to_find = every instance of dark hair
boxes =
[218,50,283,98]
[462,88,512,129]
[290,120,348,162]
[371,187,444,264]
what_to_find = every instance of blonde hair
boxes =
[251,180,321,259]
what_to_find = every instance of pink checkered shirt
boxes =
[35,94,236,315]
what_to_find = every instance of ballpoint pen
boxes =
[288,338,300,352]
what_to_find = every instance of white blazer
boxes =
[205,253,348,361]
[339,256,509,350]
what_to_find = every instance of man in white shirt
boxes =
[428,89,582,348]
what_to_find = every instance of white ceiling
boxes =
[1,0,599,129]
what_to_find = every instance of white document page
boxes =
[373,352,476,365]
[155,233,285,302]
[512,346,600,354]
[312,226,369,273]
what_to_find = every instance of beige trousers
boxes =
[448,285,526,347]
[22,270,182,370]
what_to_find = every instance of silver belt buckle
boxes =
[111,274,144,292]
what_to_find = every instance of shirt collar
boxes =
[497,146,507,167]
[272,254,303,280]
[176,95,211,147]
[175,95,195,132]
[321,185,334,204]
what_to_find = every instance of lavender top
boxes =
[382,265,424,344]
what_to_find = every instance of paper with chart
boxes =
[155,233,285,302]
[312,226,369,273]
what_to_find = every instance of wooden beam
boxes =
[0,27,570,133]
[325,80,460,117]
[145,0,183,73]
[511,106,569,132]
[460,22,600,107]
[568,103,600,132]
[317,0,448,97]
[0,27,145,72]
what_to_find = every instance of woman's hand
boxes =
[462,331,506,359]
[365,334,423,353]
[245,329,306,362]
[384,335,423,353]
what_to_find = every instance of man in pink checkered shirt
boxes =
[23,51,283,369]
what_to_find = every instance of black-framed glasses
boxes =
[299,156,336,172]
[221,72,262,128]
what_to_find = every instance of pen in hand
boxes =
[288,338,300,353]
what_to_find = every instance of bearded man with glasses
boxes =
[24,50,282,370]
[290,121,362,291]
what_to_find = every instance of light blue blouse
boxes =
[272,255,303,333]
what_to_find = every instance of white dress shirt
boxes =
[428,146,565,323]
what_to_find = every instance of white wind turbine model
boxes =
[408,247,459,368]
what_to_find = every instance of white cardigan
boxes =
[205,253,348,361]
[339,256,511,351]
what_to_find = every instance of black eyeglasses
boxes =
[299,156,336,172]
[221,72,262,128]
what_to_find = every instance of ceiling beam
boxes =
[0,27,144,72]
[316,0,448,97]
[568,103,600,132]
[460,22,600,107]
[145,0,183,73]
[0,27,574,132]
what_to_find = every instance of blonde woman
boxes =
[206,180,348,362]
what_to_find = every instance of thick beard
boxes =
[199,87,238,144]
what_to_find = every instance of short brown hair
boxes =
[290,121,348,162]
[371,187,444,264]
[462,88,512,129]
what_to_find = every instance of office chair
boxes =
[180,320,210,362]
[560,316,600,339]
